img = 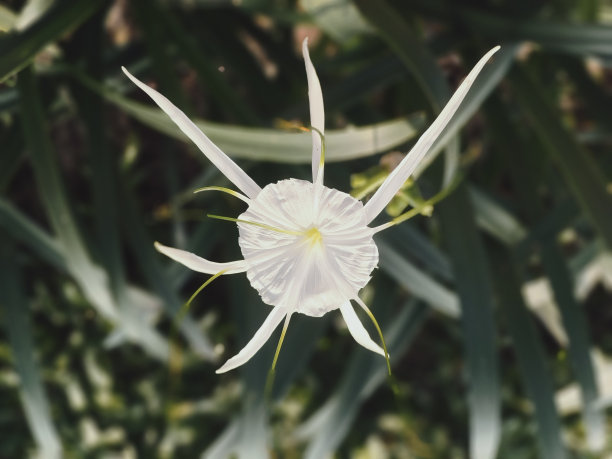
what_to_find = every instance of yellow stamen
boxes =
[311,126,326,183]
[207,214,302,236]
[265,313,292,399]
[373,175,463,233]
[167,269,227,420]
[359,301,392,376]
[193,186,250,204]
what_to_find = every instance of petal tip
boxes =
[215,364,230,374]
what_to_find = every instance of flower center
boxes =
[237,178,379,317]
[304,227,322,247]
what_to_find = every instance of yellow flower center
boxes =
[304,226,323,247]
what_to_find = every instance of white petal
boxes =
[339,301,385,357]
[363,46,500,223]
[216,306,287,373]
[302,38,325,183]
[122,67,262,199]
[154,242,247,275]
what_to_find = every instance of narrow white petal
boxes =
[302,38,325,183]
[339,301,385,357]
[363,46,500,223]
[122,67,262,199]
[154,242,247,274]
[216,307,287,373]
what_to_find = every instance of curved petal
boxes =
[302,38,325,183]
[122,67,262,199]
[216,306,287,373]
[363,46,500,223]
[339,301,385,357]
[154,242,247,275]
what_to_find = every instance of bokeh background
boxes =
[1,0,612,457]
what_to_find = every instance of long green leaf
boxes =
[492,245,568,459]
[0,243,62,457]
[120,183,216,360]
[438,184,501,459]
[0,198,65,271]
[353,0,460,186]
[510,66,612,250]
[469,186,527,246]
[486,92,604,451]
[540,241,605,450]
[75,70,423,163]
[297,295,428,458]
[17,66,168,360]
[377,240,460,317]
[0,0,105,81]
[410,0,612,55]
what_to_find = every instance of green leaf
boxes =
[509,66,612,250]
[469,186,527,246]
[75,70,423,163]
[410,0,612,55]
[17,66,169,361]
[0,198,65,271]
[353,0,460,185]
[0,243,62,457]
[301,0,373,43]
[0,0,106,82]
[377,239,460,317]
[297,287,427,458]
[540,241,605,451]
[119,183,217,360]
[492,245,568,459]
[438,184,501,459]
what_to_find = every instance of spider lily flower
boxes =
[122,40,499,374]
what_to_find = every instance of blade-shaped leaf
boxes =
[17,66,168,360]
[492,245,568,459]
[438,184,501,459]
[0,0,105,81]
[509,66,612,250]
[541,241,605,451]
[75,71,423,163]
[297,294,428,458]
[0,243,62,457]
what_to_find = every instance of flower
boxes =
[122,40,499,373]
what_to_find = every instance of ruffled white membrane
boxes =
[238,179,378,317]
[125,38,499,373]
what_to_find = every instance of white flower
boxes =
[122,40,499,373]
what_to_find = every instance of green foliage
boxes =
[1,0,611,457]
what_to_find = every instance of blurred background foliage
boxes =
[1,0,612,457]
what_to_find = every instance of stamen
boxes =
[271,313,292,372]
[355,297,392,375]
[167,269,228,417]
[372,175,463,233]
[176,269,228,325]
[265,312,293,399]
[207,214,302,236]
[193,186,250,204]
[310,126,326,184]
